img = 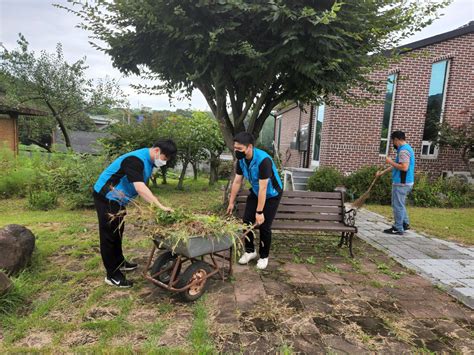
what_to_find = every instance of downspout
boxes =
[297,101,302,168]
[306,105,315,168]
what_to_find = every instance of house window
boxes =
[379,74,397,155]
[421,60,450,158]
[312,105,325,162]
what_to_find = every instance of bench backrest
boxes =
[235,190,345,223]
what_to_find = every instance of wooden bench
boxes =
[235,190,358,257]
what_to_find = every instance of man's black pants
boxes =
[243,192,281,258]
[93,192,126,277]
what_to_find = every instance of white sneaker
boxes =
[238,251,257,265]
[256,258,268,270]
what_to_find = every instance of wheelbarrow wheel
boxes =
[150,251,181,284]
[177,261,212,302]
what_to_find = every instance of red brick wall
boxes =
[0,114,18,153]
[277,32,473,177]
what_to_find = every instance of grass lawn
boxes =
[0,177,224,353]
[365,204,474,245]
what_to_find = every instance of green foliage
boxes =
[49,154,107,208]
[102,111,225,189]
[412,174,473,208]
[0,168,34,198]
[217,160,234,180]
[345,166,392,205]
[307,167,344,192]
[27,190,58,211]
[0,148,107,209]
[0,272,31,316]
[62,0,447,149]
[0,35,125,150]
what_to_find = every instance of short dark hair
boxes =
[153,139,177,160]
[391,131,406,141]
[233,132,255,146]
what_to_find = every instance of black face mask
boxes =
[393,144,398,150]
[235,150,246,160]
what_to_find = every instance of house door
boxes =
[311,105,325,168]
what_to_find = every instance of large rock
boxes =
[0,271,12,295]
[0,224,35,275]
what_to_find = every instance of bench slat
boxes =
[236,196,342,206]
[274,213,342,221]
[272,221,356,232]
[236,205,342,214]
[236,190,342,199]
[279,198,342,206]
[277,191,342,199]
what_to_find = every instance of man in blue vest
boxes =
[376,131,415,235]
[226,132,283,270]
[93,139,177,288]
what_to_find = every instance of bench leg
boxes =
[338,232,346,248]
[349,233,354,258]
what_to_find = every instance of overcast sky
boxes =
[1,0,473,111]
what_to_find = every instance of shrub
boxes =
[28,190,58,211]
[49,154,108,209]
[412,174,473,208]
[411,173,440,207]
[0,168,35,198]
[308,167,344,192]
[218,160,234,180]
[345,166,392,205]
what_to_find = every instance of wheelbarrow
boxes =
[143,233,239,302]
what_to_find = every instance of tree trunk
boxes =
[177,160,189,190]
[45,101,73,150]
[209,155,220,186]
[27,138,52,153]
[192,162,198,180]
[160,166,168,184]
[223,159,236,206]
[151,175,158,187]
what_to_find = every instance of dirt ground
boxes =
[2,227,473,353]
[206,233,474,354]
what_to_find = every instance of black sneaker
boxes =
[105,274,133,288]
[403,223,410,230]
[383,227,404,235]
[120,260,138,272]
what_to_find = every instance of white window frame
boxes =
[379,73,398,156]
[421,60,451,159]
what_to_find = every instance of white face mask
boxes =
[154,150,167,167]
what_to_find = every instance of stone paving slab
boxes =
[356,208,474,309]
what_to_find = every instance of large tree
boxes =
[61,0,447,150]
[0,35,126,150]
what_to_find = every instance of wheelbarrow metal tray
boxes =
[153,235,234,258]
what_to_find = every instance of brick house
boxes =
[0,99,47,154]
[275,22,473,181]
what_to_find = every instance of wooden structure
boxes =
[0,101,47,154]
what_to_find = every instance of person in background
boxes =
[226,132,282,270]
[93,139,177,288]
[376,131,415,235]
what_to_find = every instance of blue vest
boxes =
[94,148,154,206]
[392,143,415,184]
[238,148,282,199]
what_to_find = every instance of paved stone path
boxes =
[356,208,474,309]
